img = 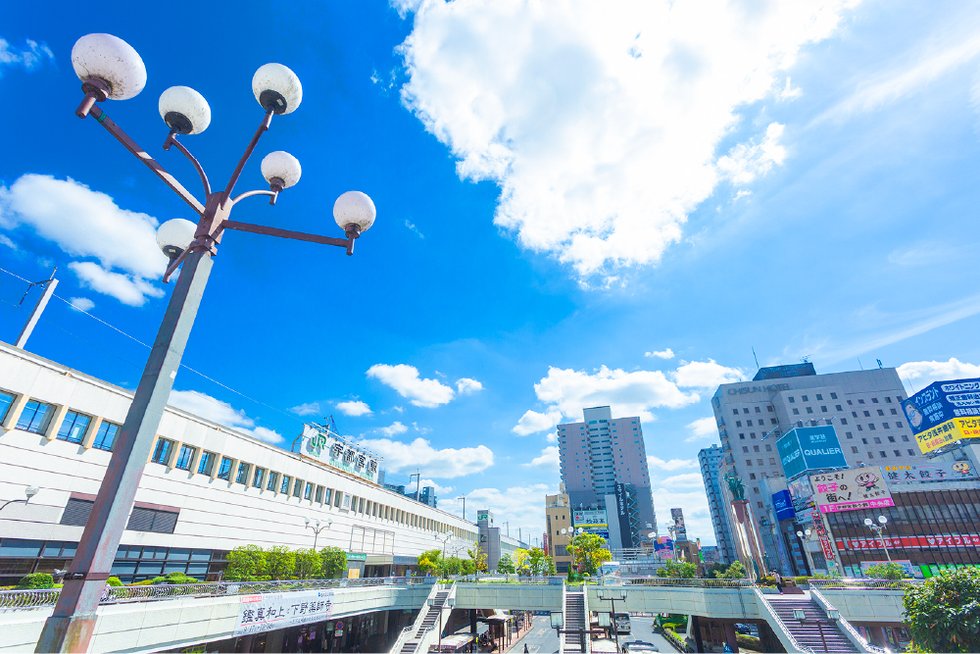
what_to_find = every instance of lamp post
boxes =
[0,486,39,512]
[597,590,626,653]
[793,608,829,652]
[36,33,376,654]
[863,516,892,563]
[427,596,455,652]
[304,518,332,550]
[457,496,467,521]
[436,532,452,562]
[795,528,816,575]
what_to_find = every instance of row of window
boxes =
[148,437,467,539]
[2,392,120,451]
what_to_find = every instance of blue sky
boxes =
[2,0,980,545]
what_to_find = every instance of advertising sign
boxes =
[234,589,334,636]
[902,378,980,435]
[670,508,687,542]
[810,466,895,513]
[837,534,980,550]
[299,424,380,483]
[884,461,977,485]
[614,483,636,548]
[771,490,796,521]
[572,509,608,527]
[910,417,980,454]
[777,426,847,480]
[654,536,674,559]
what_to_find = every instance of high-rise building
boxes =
[544,486,573,572]
[558,406,657,535]
[710,362,934,573]
[699,444,736,563]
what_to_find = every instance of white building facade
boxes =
[0,343,515,584]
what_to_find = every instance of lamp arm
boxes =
[86,106,205,216]
[219,220,354,252]
[223,109,274,197]
[164,133,212,197]
[0,499,26,512]
[231,189,280,206]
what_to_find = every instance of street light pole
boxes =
[36,34,376,654]
[795,528,816,575]
[864,516,892,563]
[305,518,333,550]
[597,590,626,653]
[457,496,466,520]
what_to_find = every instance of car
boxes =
[622,640,659,653]
[614,613,631,634]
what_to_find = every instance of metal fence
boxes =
[0,588,60,612]
[808,578,921,591]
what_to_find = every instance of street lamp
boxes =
[427,596,455,652]
[597,589,627,652]
[863,516,892,563]
[436,532,452,561]
[37,33,376,654]
[304,518,333,550]
[795,528,816,575]
[456,495,467,521]
[0,486,39,512]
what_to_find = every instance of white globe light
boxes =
[333,191,376,234]
[156,219,198,258]
[252,63,302,114]
[158,86,211,135]
[71,33,147,100]
[864,518,873,526]
[260,151,302,188]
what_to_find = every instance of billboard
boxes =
[884,461,977,485]
[670,508,687,542]
[771,490,796,521]
[777,426,847,480]
[299,424,380,483]
[910,417,980,454]
[902,378,980,434]
[572,508,607,527]
[810,466,895,514]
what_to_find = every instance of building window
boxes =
[267,471,280,492]
[127,507,179,534]
[820,406,827,413]
[315,486,324,503]
[217,457,234,481]
[879,450,886,458]
[0,391,14,423]
[816,394,823,400]
[57,411,92,444]
[304,482,313,500]
[802,395,809,401]
[788,396,795,403]
[253,468,266,489]
[293,479,303,498]
[841,418,848,425]
[907,449,915,456]
[806,407,814,414]
[830,392,838,399]
[16,400,53,434]
[872,397,879,404]
[174,445,196,471]
[281,475,291,494]
[198,451,216,476]
[93,422,120,451]
[236,462,251,485]
[151,438,175,466]
[851,446,859,453]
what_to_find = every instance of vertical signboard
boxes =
[771,490,796,521]
[670,508,687,542]
[776,426,847,480]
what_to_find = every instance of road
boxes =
[510,616,674,654]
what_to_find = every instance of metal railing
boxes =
[0,576,431,611]
[751,587,814,654]
[808,578,920,590]
[622,576,755,587]
[809,586,886,654]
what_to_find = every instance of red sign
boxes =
[836,534,980,550]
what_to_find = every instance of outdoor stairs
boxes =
[392,585,452,654]
[562,589,589,654]
[766,595,859,653]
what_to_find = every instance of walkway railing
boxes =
[808,578,921,591]
[0,576,432,611]
[622,577,755,587]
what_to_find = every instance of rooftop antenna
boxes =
[876,359,883,369]
[857,357,864,370]
[801,355,810,364]
[752,346,760,369]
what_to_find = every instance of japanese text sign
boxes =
[234,589,334,637]
[810,466,894,514]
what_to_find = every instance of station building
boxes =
[0,342,519,585]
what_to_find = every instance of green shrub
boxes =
[151,572,199,585]
[106,576,123,587]
[736,633,761,650]
[17,573,54,589]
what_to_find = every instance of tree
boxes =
[715,560,746,579]
[468,542,489,574]
[865,563,906,580]
[544,555,557,576]
[440,556,465,577]
[225,544,268,581]
[657,559,697,578]
[497,553,516,577]
[266,545,297,580]
[417,549,442,576]
[294,548,322,579]
[319,546,347,579]
[903,567,980,653]
[567,533,612,576]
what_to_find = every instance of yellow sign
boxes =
[915,417,980,453]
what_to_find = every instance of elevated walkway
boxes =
[391,583,456,654]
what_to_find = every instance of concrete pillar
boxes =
[44,404,69,441]
[81,417,102,450]
[724,622,739,652]
[264,629,284,652]
[166,441,182,470]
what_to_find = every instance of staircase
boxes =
[561,588,589,654]
[765,595,859,653]
[391,584,454,654]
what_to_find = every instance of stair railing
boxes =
[809,586,886,654]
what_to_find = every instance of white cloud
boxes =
[336,400,373,416]
[68,297,95,312]
[396,1,855,279]
[406,478,454,496]
[777,76,802,100]
[648,455,699,471]
[650,483,712,544]
[716,122,787,185]
[672,359,746,389]
[512,408,563,436]
[357,436,494,478]
[897,358,980,393]
[455,377,484,395]
[0,175,168,305]
[658,472,708,489]
[404,219,426,239]
[290,402,321,417]
[644,348,675,360]
[685,417,718,443]
[411,421,432,435]
[367,363,456,407]
[0,234,15,249]
[464,483,555,546]
[524,446,560,469]
[0,38,54,74]
[169,389,284,444]
[69,262,165,307]
[376,421,409,437]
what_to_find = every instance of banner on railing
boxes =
[234,589,335,636]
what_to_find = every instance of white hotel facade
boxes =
[0,342,508,584]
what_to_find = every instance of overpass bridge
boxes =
[0,577,908,653]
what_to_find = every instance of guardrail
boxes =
[808,578,921,590]
[622,577,755,587]
[0,576,432,612]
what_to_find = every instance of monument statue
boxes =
[725,473,746,501]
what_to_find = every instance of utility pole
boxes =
[456,496,466,520]
[15,269,58,349]
[409,470,421,502]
